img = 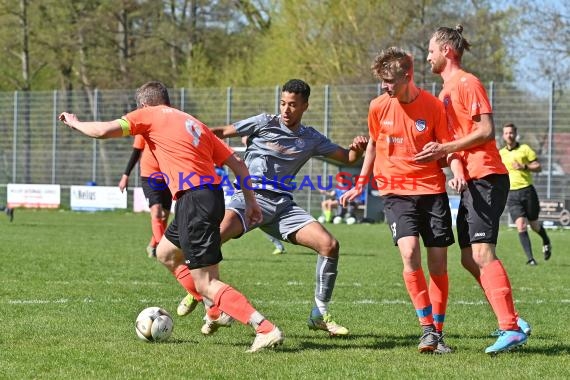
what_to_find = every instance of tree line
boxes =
[3,0,565,93]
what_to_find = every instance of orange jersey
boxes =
[439,70,507,179]
[368,89,453,195]
[123,105,233,198]
[132,134,160,177]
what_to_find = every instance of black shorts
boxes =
[457,174,509,249]
[383,193,454,247]
[141,176,173,209]
[507,185,540,222]
[163,185,225,269]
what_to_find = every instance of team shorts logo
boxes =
[415,119,426,132]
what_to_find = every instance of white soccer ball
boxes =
[333,216,343,224]
[135,307,174,342]
[346,216,357,225]
[317,215,326,224]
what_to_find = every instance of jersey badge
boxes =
[415,119,426,132]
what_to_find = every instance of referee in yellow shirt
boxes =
[499,123,552,265]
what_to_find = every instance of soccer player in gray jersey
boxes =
[180,79,368,336]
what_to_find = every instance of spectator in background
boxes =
[119,135,172,258]
[1,205,14,222]
[499,123,552,265]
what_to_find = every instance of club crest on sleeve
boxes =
[415,119,426,132]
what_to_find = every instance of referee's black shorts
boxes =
[507,185,540,222]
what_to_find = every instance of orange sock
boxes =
[214,285,274,332]
[429,273,448,332]
[173,265,203,302]
[480,260,518,330]
[403,269,433,326]
[475,274,519,320]
[149,236,157,248]
[151,217,165,245]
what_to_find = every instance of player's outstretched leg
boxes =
[307,255,348,336]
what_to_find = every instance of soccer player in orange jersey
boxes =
[59,81,283,353]
[118,135,172,258]
[341,47,466,353]
[415,25,530,354]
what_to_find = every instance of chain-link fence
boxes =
[1,82,569,217]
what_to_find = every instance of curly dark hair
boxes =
[282,79,311,102]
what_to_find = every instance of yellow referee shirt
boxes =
[499,143,536,190]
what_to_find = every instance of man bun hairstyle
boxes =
[432,24,472,59]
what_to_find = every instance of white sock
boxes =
[314,298,328,316]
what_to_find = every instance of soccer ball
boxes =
[346,216,357,225]
[317,215,326,224]
[135,307,174,342]
[333,216,343,224]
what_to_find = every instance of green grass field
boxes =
[1,210,569,379]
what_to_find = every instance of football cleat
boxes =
[485,329,527,355]
[246,327,284,353]
[418,331,439,353]
[146,245,157,258]
[491,317,532,337]
[272,247,286,255]
[176,294,199,316]
[434,332,453,354]
[526,258,537,266]
[201,312,234,335]
[517,317,532,336]
[307,310,349,336]
[543,244,552,261]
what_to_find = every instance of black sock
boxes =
[537,226,550,245]
[518,231,534,261]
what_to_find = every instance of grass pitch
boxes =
[1,210,569,379]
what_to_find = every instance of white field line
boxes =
[6,298,570,306]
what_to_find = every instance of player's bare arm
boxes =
[327,135,369,164]
[59,112,124,139]
[211,124,239,139]
[339,139,376,207]
[414,113,496,163]
[447,153,467,193]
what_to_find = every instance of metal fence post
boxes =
[12,91,18,183]
[226,87,232,125]
[180,87,185,111]
[274,85,280,114]
[92,89,98,183]
[547,81,554,198]
[52,90,57,184]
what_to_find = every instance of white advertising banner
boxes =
[132,187,175,213]
[7,184,61,208]
[133,187,150,212]
[70,186,127,211]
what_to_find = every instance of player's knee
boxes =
[321,237,339,257]
[156,245,179,270]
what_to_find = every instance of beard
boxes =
[430,58,445,74]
